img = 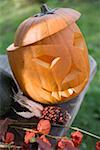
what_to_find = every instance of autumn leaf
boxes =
[63,147,79,150]
[57,138,79,150]
[0,118,16,141]
[36,137,52,150]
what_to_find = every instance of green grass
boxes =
[0,0,100,149]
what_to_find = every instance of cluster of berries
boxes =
[41,106,70,124]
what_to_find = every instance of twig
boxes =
[11,126,38,133]
[11,122,37,126]
[52,124,100,140]
[0,143,21,149]
[11,126,63,140]
[10,123,100,140]
[70,126,100,140]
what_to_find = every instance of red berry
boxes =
[71,131,83,147]
[37,119,51,134]
[5,132,14,144]
[96,141,100,150]
[57,138,75,150]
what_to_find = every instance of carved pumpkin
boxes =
[7,4,90,104]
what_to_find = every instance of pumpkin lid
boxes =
[13,4,81,47]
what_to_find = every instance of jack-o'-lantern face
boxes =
[7,4,90,104]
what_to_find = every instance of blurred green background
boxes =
[0,0,100,149]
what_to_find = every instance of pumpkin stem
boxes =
[34,4,56,17]
[41,4,50,14]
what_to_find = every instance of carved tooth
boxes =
[61,91,69,98]
[58,91,62,100]
[68,88,73,95]
[50,57,60,69]
[52,91,61,100]
[61,89,73,98]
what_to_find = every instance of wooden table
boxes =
[0,55,97,148]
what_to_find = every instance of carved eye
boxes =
[38,55,55,64]
[36,55,55,64]
[73,32,84,49]
[33,54,60,70]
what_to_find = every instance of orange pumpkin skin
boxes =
[7,5,90,104]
